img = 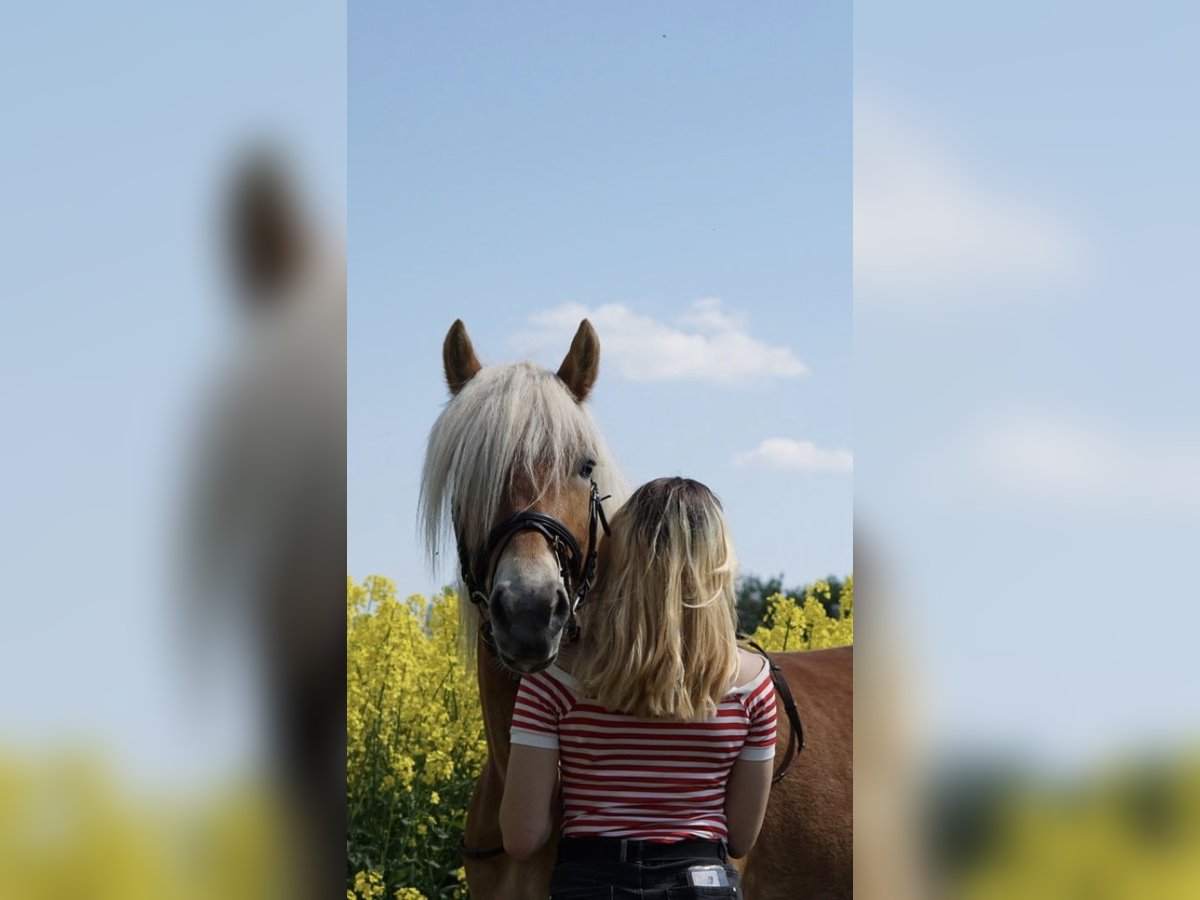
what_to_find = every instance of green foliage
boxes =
[347,574,852,898]
[736,572,849,634]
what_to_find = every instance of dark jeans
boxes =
[548,837,740,900]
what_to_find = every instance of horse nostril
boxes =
[554,587,570,623]
[489,586,510,629]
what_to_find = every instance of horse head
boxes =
[421,319,627,675]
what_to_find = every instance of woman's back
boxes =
[511,648,776,843]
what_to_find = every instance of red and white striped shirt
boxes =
[510,659,777,843]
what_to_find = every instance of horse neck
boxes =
[476,635,519,774]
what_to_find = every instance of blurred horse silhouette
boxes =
[185,148,345,899]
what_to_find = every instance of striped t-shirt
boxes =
[510,658,777,843]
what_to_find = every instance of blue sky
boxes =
[0,3,345,781]
[855,0,1200,769]
[348,3,853,599]
[5,0,1195,787]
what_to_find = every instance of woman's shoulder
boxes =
[728,647,771,694]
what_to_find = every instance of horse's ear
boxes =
[443,319,482,395]
[557,319,600,402]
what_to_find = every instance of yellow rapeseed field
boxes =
[0,752,285,899]
[748,576,854,652]
[345,574,853,898]
[347,577,483,899]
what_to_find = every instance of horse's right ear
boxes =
[443,320,482,395]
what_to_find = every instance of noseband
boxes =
[454,459,611,655]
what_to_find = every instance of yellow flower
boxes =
[749,588,853,653]
[346,581,519,894]
[353,869,386,899]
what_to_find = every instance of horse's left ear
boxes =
[444,319,483,395]
[557,319,600,402]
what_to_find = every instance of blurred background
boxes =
[854,0,1200,896]
[0,4,344,898]
[3,1,1199,898]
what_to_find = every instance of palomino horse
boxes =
[420,319,852,899]
[420,319,629,900]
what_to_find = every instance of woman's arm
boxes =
[499,744,560,860]
[723,756,773,859]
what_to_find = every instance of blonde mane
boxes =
[419,361,628,656]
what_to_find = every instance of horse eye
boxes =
[579,458,596,479]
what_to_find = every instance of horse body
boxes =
[739,646,854,900]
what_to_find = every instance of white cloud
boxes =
[676,297,748,333]
[855,94,1088,305]
[963,415,1200,508]
[515,299,807,385]
[732,438,853,474]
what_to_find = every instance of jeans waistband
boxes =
[556,837,728,863]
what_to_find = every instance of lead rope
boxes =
[738,636,806,785]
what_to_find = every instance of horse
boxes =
[420,319,852,899]
[185,149,346,900]
[420,318,630,900]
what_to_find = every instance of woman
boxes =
[500,477,777,898]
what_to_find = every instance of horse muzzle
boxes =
[488,582,569,673]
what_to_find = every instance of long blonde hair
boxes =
[574,477,739,721]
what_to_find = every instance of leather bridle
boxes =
[454,458,611,657]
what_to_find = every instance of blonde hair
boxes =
[575,477,739,721]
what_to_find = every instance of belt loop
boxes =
[619,838,628,862]
[719,840,729,863]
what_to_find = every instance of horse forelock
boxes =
[419,362,628,639]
